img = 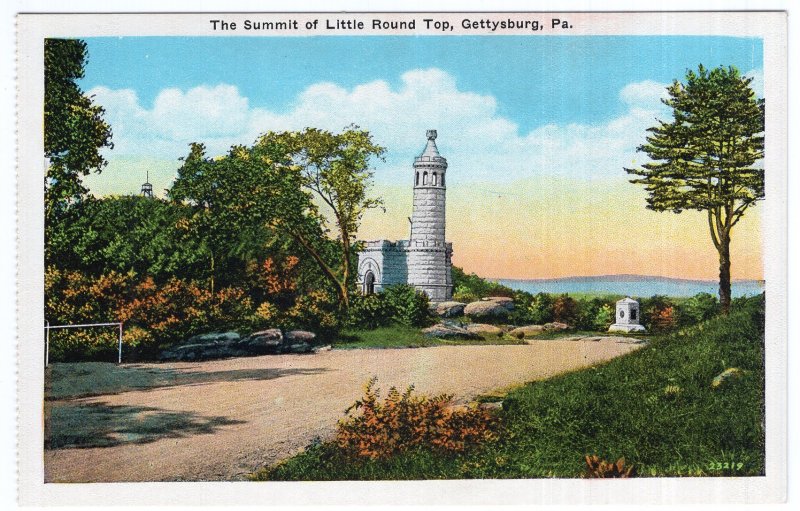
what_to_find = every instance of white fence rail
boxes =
[45,321,123,366]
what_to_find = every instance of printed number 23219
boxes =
[708,461,744,471]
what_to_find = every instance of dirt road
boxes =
[45,339,642,482]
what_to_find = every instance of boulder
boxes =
[184,331,241,345]
[158,341,250,362]
[543,322,571,332]
[237,328,284,354]
[464,300,509,320]
[465,323,504,337]
[421,323,482,340]
[285,330,317,344]
[436,301,467,318]
[286,342,314,354]
[158,331,248,361]
[508,325,545,339]
[158,328,322,360]
[482,296,515,311]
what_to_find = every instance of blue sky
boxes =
[82,36,762,130]
[79,35,763,194]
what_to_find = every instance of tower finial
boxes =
[426,129,437,141]
[141,168,154,198]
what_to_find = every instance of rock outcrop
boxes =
[421,323,482,340]
[543,322,571,332]
[464,300,510,320]
[465,323,504,337]
[159,328,317,361]
[158,332,249,361]
[435,301,467,318]
[482,296,515,310]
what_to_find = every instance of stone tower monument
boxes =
[407,130,453,301]
[356,130,453,302]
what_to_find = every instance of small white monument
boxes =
[608,297,646,333]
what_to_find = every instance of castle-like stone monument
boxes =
[608,297,646,333]
[357,130,453,302]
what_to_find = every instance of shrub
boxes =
[526,292,555,324]
[117,277,255,354]
[584,455,636,478]
[283,289,340,338]
[641,295,679,332]
[452,287,479,304]
[336,377,499,459]
[347,293,391,329]
[382,284,431,327]
[47,328,120,363]
[45,267,136,361]
[46,269,258,360]
[451,266,515,300]
[592,303,615,330]
[680,292,720,326]
[553,294,579,325]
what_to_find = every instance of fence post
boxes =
[45,320,49,368]
[118,322,123,364]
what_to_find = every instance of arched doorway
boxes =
[363,271,376,295]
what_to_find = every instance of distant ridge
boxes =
[494,274,764,298]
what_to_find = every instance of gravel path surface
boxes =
[45,339,642,482]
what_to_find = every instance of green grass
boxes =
[332,324,526,349]
[255,296,765,480]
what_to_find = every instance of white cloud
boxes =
[619,79,669,108]
[89,71,677,186]
[744,69,764,98]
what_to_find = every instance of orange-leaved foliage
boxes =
[336,377,499,460]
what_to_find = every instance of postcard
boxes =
[16,9,788,505]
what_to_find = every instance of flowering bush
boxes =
[642,295,679,332]
[117,277,254,351]
[45,268,256,360]
[336,377,499,460]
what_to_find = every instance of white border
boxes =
[11,5,791,507]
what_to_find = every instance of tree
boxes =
[625,65,764,313]
[256,127,386,309]
[44,39,113,229]
[46,195,205,281]
[170,142,319,294]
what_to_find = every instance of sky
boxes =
[78,35,765,280]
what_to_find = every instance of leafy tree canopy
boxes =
[254,127,386,308]
[44,39,113,221]
[46,195,205,281]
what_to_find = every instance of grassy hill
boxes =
[256,295,765,480]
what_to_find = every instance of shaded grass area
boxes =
[46,362,329,400]
[332,324,526,349]
[257,297,764,480]
[45,402,244,449]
